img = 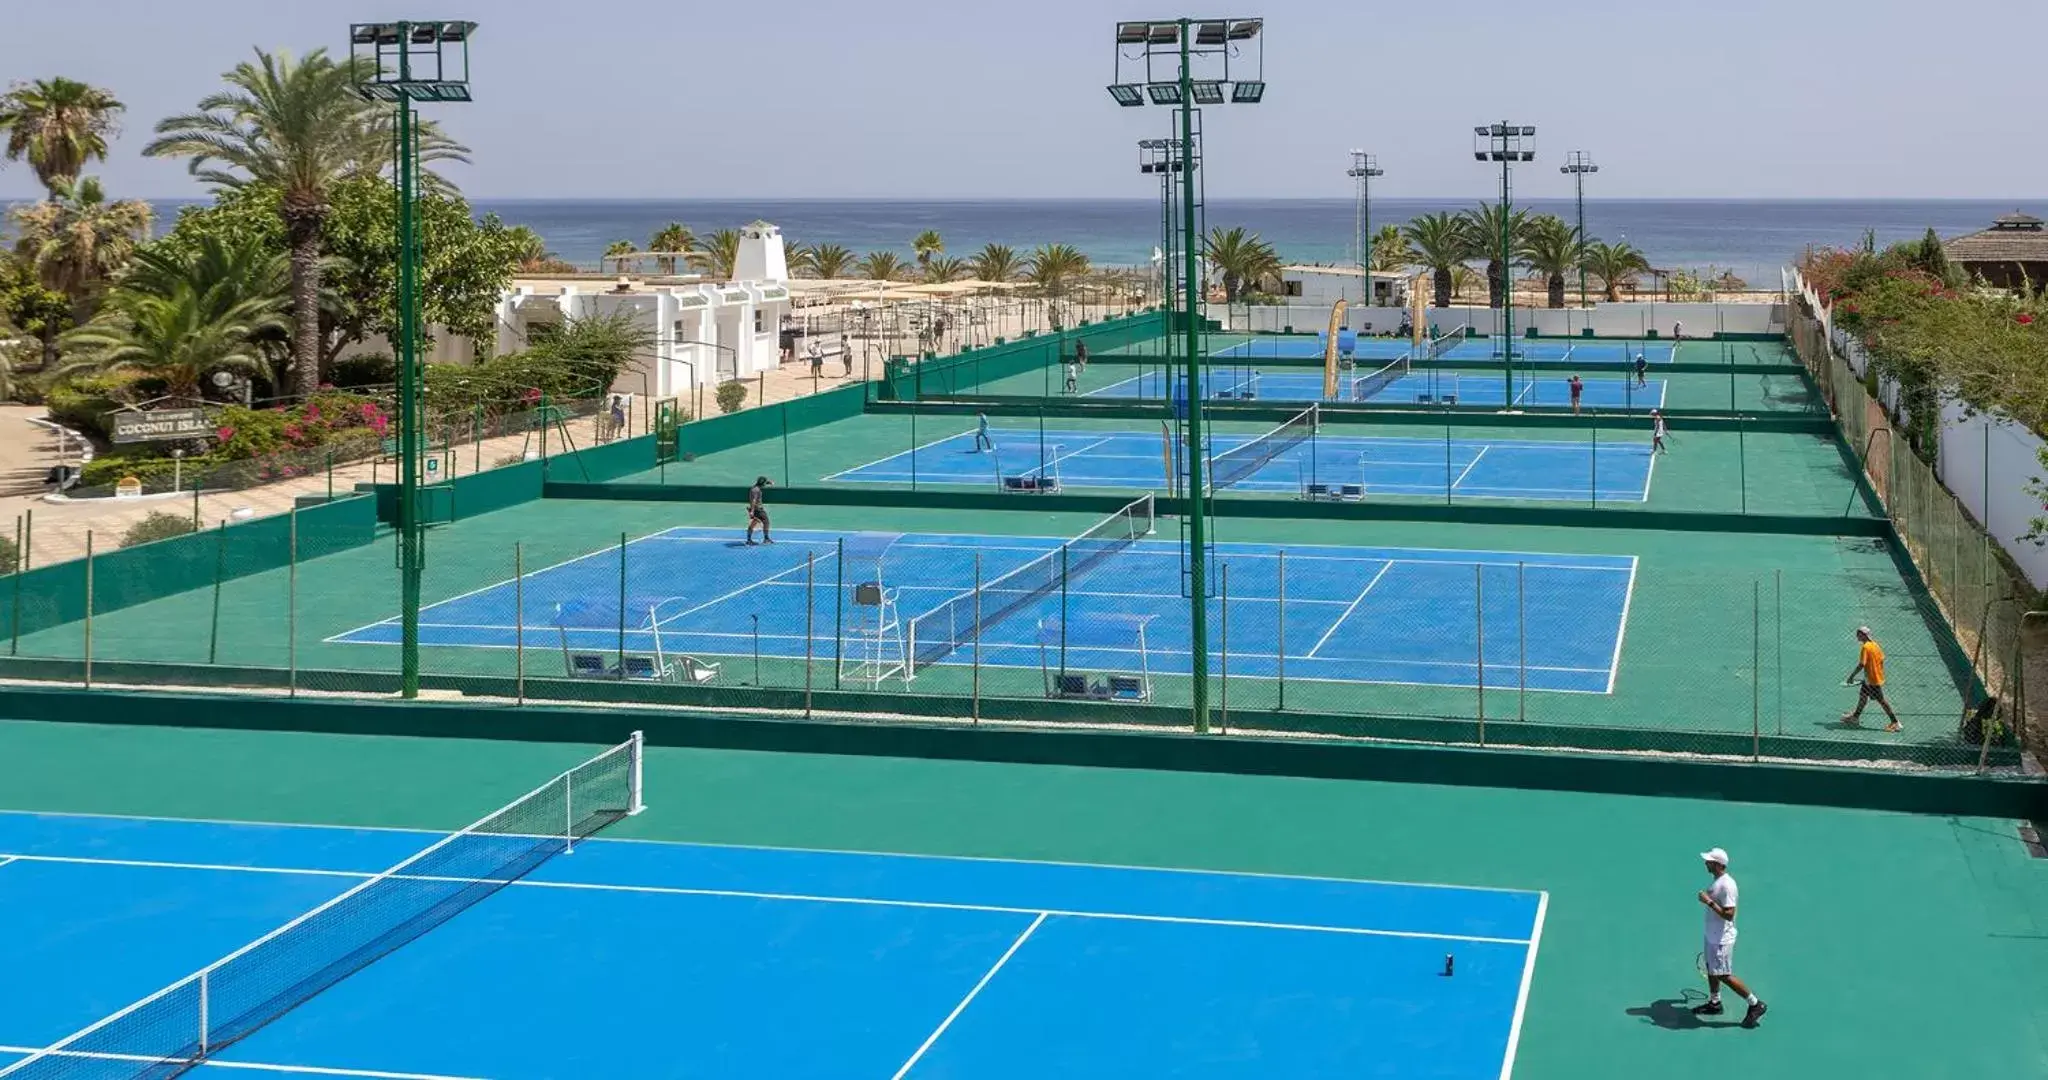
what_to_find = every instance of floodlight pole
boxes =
[1348,151,1382,307]
[1174,20,1213,733]
[1477,122,1532,406]
[1562,151,1597,307]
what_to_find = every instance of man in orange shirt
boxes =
[1841,626,1902,732]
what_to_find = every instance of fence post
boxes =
[1517,562,1527,722]
[834,537,845,692]
[1445,423,1454,504]
[288,510,299,696]
[191,483,201,529]
[23,507,31,570]
[1739,414,1748,514]
[751,614,761,686]
[1219,561,1230,735]
[615,533,628,675]
[82,531,93,690]
[781,405,792,488]
[804,551,815,719]
[1774,568,1784,735]
[1751,578,1761,761]
[1590,417,1598,506]
[8,514,20,656]
[971,551,982,722]
[1059,544,1070,677]
[1276,550,1287,711]
[208,523,226,664]
[515,543,525,707]
[1474,563,1485,745]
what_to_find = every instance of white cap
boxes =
[1856,625,1871,636]
[1700,848,1729,867]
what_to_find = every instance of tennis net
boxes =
[1351,355,1410,402]
[1,734,647,1080]
[908,494,1155,673]
[1427,326,1468,362]
[1208,404,1318,491]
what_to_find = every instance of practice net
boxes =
[1427,326,1468,363]
[1351,355,1411,402]
[1,733,647,1080]
[1208,404,1318,491]
[908,494,1155,673]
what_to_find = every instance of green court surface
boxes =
[15,497,1968,761]
[1,718,2042,1080]
[620,408,1868,518]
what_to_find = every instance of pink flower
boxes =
[2019,313,2036,326]
[217,426,235,442]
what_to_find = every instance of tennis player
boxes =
[1064,359,1079,394]
[745,476,774,545]
[1650,409,1668,454]
[1693,848,1767,1028]
[1673,320,1684,343]
[1841,625,1902,732]
[974,412,994,452]
[1075,342,1089,372]
[1568,374,1584,415]
[1634,352,1649,388]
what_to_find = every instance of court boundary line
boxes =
[1451,446,1491,490]
[0,810,1548,898]
[1307,560,1394,659]
[820,423,978,483]
[1605,559,1640,695]
[889,912,1047,1079]
[0,852,1537,945]
[647,550,841,631]
[0,1045,479,1080]
[1499,892,1550,1080]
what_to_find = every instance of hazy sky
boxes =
[1,0,2039,202]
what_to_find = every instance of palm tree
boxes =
[969,243,1020,283]
[1451,265,1482,303]
[1368,224,1412,274]
[602,239,638,273]
[144,48,389,400]
[1459,203,1532,308]
[810,244,854,280]
[1402,212,1471,309]
[856,251,908,282]
[1520,215,1583,309]
[647,222,698,274]
[1024,244,1090,298]
[1583,240,1651,302]
[704,228,742,279]
[1204,226,1281,302]
[911,229,944,271]
[0,78,125,196]
[8,175,152,320]
[62,233,289,398]
[351,113,469,194]
[922,256,969,284]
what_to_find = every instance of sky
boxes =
[0,0,2041,202]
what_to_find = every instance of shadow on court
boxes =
[1624,995,1745,1031]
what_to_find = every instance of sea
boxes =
[145,198,2036,289]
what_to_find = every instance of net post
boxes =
[629,730,647,815]
[83,530,93,690]
[1474,562,1485,745]
[208,521,225,665]
[565,761,575,855]
[288,509,298,697]
[971,551,982,722]
[1276,550,1287,711]
[198,969,209,1057]
[804,550,815,718]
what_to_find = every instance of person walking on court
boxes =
[1568,374,1584,415]
[1064,359,1079,394]
[806,339,825,381]
[1650,409,1668,454]
[1693,848,1767,1028]
[1075,342,1089,373]
[973,412,995,453]
[1672,320,1684,345]
[1841,625,1903,732]
[745,476,774,546]
[1634,352,1649,388]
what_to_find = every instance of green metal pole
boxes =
[208,522,225,664]
[1575,169,1587,308]
[1177,18,1212,734]
[1501,149,1514,406]
[394,51,424,699]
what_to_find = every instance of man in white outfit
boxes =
[1694,847,1768,1027]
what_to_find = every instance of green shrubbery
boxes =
[120,510,198,548]
[715,379,748,414]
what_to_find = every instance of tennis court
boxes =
[827,424,1655,501]
[1090,369,1669,409]
[1211,335,1679,365]
[329,522,1634,694]
[0,798,1543,1077]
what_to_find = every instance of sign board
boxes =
[111,408,213,444]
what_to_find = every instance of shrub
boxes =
[45,376,130,440]
[0,534,17,573]
[715,379,748,414]
[120,510,198,548]
[329,352,395,388]
[80,454,198,492]
[494,453,530,468]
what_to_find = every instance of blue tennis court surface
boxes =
[1090,369,1668,408]
[1211,336,1678,364]
[332,527,1634,693]
[0,811,1548,1078]
[830,426,1655,501]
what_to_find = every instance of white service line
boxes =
[890,912,1047,1080]
[1498,892,1550,1080]
[1450,445,1490,490]
[0,1045,481,1080]
[1306,560,1394,659]
[650,550,840,628]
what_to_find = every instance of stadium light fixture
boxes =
[1189,80,1226,104]
[1230,80,1265,103]
[1472,119,1534,403]
[1561,150,1598,306]
[1147,82,1184,105]
[1108,83,1145,106]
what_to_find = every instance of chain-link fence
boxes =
[1790,298,2045,761]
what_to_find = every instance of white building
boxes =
[1276,265,1410,310]
[491,221,793,401]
